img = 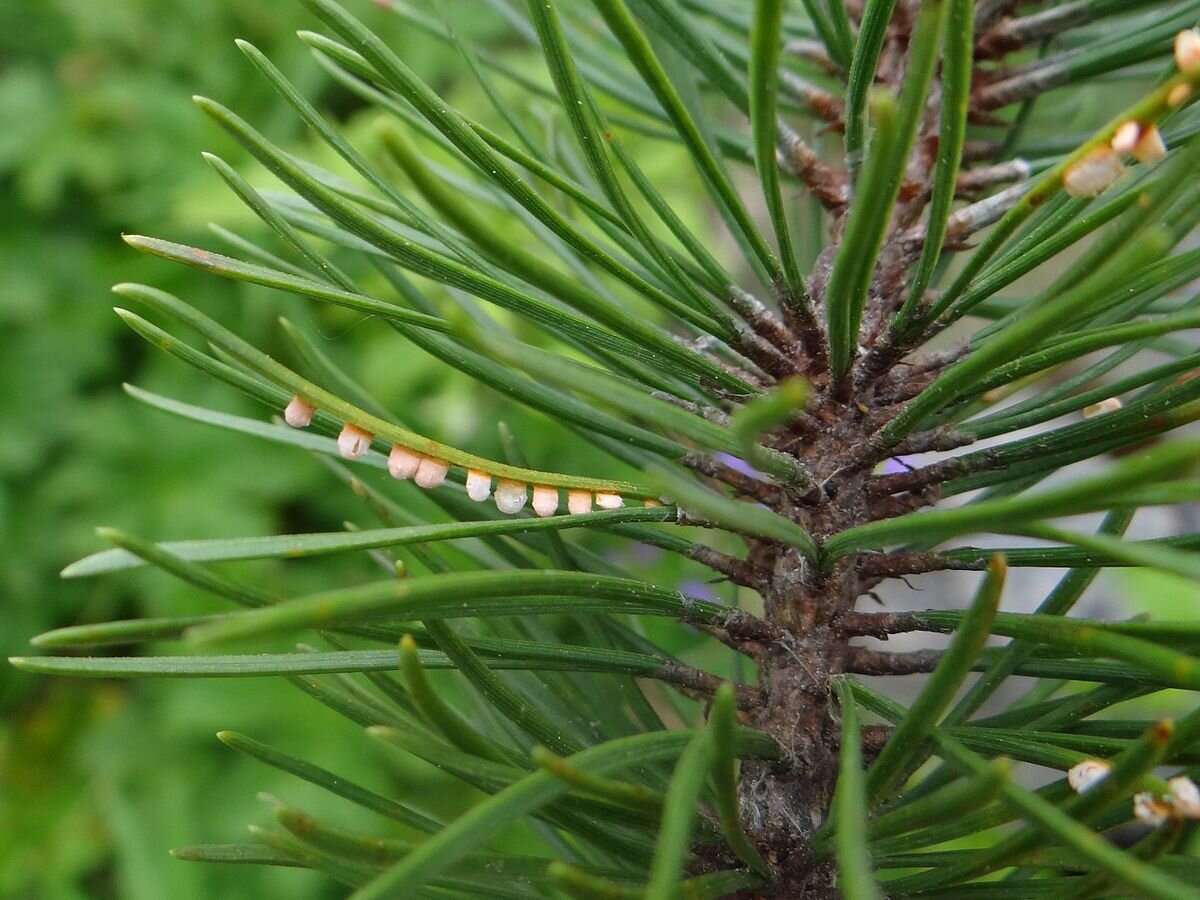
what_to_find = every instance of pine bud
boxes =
[567,489,592,515]
[388,445,422,480]
[337,424,373,459]
[284,396,317,428]
[414,456,449,489]
[1063,147,1124,197]
[1175,28,1200,73]
[465,469,492,502]
[1083,397,1123,418]
[531,485,558,517]
[1110,121,1140,156]
[1168,776,1200,819]
[1133,792,1173,827]
[1168,83,1193,108]
[495,479,528,514]
[1067,759,1111,794]
[594,492,624,510]
[1133,125,1167,163]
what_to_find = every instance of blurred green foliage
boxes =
[0,3,502,897]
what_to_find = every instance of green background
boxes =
[0,3,481,897]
